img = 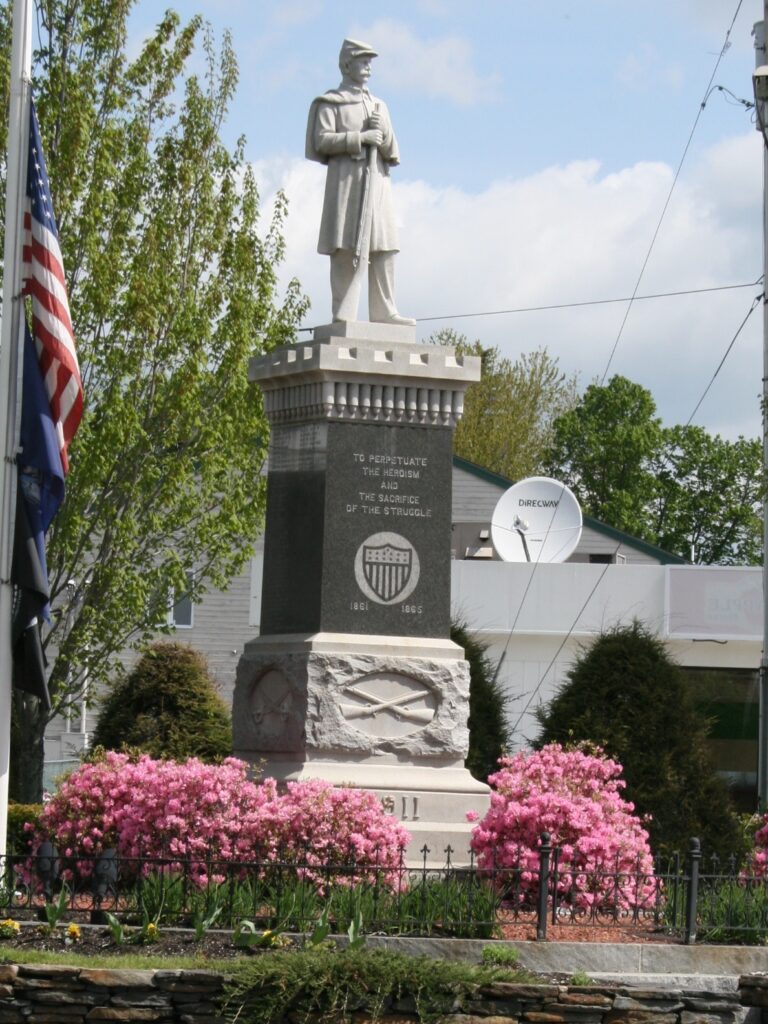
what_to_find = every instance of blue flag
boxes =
[11,325,65,711]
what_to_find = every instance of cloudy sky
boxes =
[132,0,765,441]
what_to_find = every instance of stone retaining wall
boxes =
[0,964,222,1023]
[3,962,768,1022]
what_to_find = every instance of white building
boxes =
[44,456,762,806]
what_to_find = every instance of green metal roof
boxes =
[452,454,688,566]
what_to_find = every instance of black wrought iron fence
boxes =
[2,835,766,943]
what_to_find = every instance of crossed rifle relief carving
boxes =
[340,682,435,724]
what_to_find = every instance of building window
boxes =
[169,571,194,628]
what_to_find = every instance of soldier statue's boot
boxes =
[377,313,416,326]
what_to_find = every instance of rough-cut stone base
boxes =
[3,959,763,1023]
[232,633,489,864]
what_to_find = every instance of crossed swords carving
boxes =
[340,683,434,724]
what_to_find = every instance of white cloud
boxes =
[257,131,762,441]
[349,17,500,106]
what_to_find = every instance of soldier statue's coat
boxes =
[306,87,400,257]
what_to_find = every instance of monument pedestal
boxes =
[233,322,488,863]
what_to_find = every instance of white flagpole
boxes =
[0,0,33,859]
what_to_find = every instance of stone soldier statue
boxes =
[306,38,414,326]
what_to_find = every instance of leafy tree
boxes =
[544,375,662,539]
[90,642,232,762]
[429,329,578,482]
[650,425,762,566]
[545,376,763,563]
[534,622,746,860]
[452,621,510,782]
[3,1,307,800]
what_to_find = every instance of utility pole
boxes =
[755,2,768,809]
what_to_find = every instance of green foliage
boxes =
[191,903,223,942]
[5,804,42,855]
[40,886,70,934]
[103,912,127,947]
[2,0,307,800]
[695,878,768,944]
[345,893,366,950]
[481,944,519,967]
[429,330,578,482]
[544,375,662,539]
[73,869,499,939]
[91,642,231,761]
[224,947,535,1024]
[535,623,745,861]
[453,621,510,782]
[234,920,292,950]
[544,376,763,563]
[570,971,595,986]
[305,902,332,948]
[650,425,763,565]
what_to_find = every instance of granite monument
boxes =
[233,39,488,861]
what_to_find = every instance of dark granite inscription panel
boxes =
[320,421,452,638]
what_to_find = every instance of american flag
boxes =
[22,100,82,473]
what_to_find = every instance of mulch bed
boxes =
[4,923,250,961]
[499,921,678,944]
[1,917,680,963]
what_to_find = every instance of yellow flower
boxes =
[66,923,81,941]
[0,918,20,939]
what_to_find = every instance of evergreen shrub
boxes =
[6,803,42,855]
[452,621,510,781]
[91,642,231,762]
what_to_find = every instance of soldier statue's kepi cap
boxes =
[339,38,378,64]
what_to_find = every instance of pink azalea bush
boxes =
[746,816,768,878]
[469,743,655,909]
[30,752,410,888]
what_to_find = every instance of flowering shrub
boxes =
[254,779,411,886]
[469,743,655,909]
[747,816,768,878]
[29,752,409,888]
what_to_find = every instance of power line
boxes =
[508,545,621,740]
[415,280,759,324]
[509,292,761,738]
[599,0,746,385]
[297,279,760,332]
[685,291,763,426]
[489,485,568,688]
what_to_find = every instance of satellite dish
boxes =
[491,477,582,563]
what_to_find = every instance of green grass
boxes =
[0,947,234,970]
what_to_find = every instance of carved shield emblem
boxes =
[354,531,420,605]
[363,542,412,602]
